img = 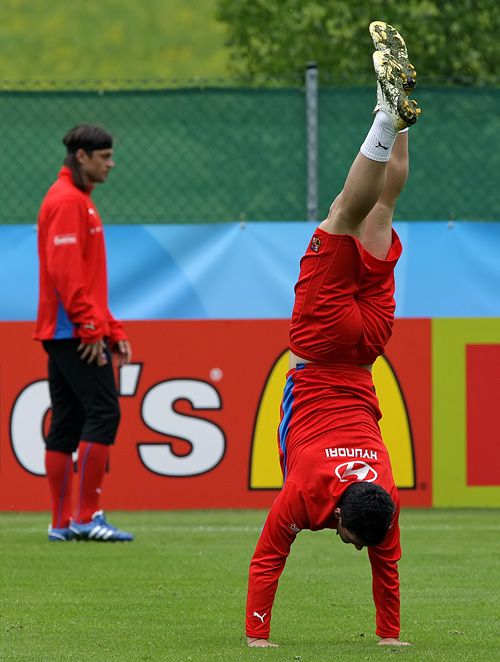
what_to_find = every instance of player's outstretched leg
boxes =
[322,45,420,237]
[361,130,409,259]
[360,20,420,257]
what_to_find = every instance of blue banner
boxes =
[1,221,499,321]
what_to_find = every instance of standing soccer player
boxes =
[35,124,133,542]
[245,22,420,647]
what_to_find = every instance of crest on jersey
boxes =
[310,235,321,253]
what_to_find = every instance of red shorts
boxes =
[289,228,402,365]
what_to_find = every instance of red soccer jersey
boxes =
[34,167,126,345]
[246,364,401,641]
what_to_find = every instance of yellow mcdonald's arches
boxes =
[250,353,415,490]
[250,350,288,489]
[372,356,415,488]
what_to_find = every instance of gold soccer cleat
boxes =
[369,21,417,94]
[372,51,420,131]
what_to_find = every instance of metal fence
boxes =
[0,77,498,223]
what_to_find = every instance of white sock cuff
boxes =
[360,111,397,162]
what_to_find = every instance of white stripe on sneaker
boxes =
[89,525,104,539]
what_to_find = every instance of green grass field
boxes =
[1,509,499,661]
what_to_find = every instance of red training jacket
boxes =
[34,166,126,345]
[246,364,401,641]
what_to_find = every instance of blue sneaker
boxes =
[48,525,75,542]
[69,510,134,542]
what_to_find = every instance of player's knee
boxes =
[323,209,362,238]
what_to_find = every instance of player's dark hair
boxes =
[62,124,113,191]
[338,482,395,546]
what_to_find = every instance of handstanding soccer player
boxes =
[245,21,420,648]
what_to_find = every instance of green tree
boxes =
[216,0,500,85]
[0,0,229,84]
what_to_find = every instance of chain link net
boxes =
[0,83,498,223]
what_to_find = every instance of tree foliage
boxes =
[216,0,500,85]
[0,0,229,83]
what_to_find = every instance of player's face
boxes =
[336,519,365,551]
[80,148,115,183]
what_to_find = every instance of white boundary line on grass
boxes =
[3,523,500,535]
[0,525,264,534]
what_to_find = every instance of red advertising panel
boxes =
[383,319,432,506]
[0,319,431,511]
[467,344,500,486]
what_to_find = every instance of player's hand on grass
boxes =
[247,637,279,648]
[77,339,108,366]
[378,638,412,646]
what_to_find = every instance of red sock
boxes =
[45,450,74,529]
[75,441,109,523]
